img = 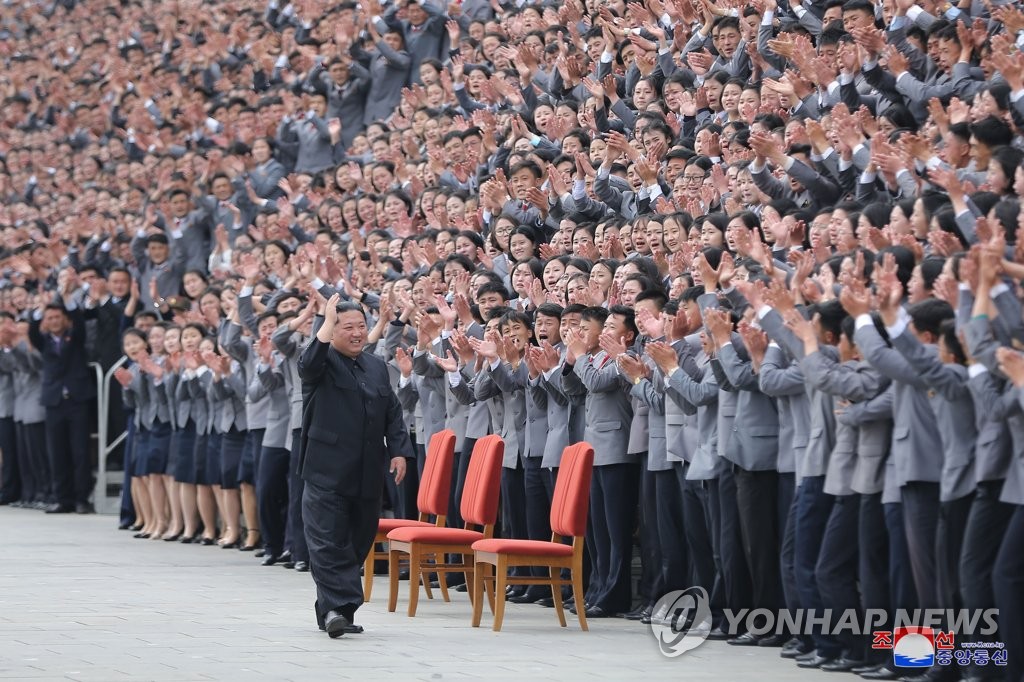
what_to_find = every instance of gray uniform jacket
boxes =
[561,350,635,467]
[250,355,291,450]
[475,359,526,468]
[0,342,43,424]
[855,319,943,487]
[211,358,248,433]
[716,341,780,472]
[222,321,270,431]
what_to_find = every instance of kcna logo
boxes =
[872,627,952,667]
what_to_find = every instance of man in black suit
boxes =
[28,301,95,514]
[298,295,410,638]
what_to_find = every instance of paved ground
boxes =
[0,507,813,681]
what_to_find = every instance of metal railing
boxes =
[90,357,127,514]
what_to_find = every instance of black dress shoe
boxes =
[262,553,285,566]
[851,663,883,675]
[509,590,545,605]
[727,632,761,646]
[397,569,410,580]
[255,549,267,558]
[706,626,731,641]
[780,641,814,659]
[129,523,144,532]
[821,658,867,672]
[583,606,611,618]
[622,604,653,621]
[220,540,241,549]
[163,533,182,542]
[45,503,74,514]
[899,669,959,682]
[118,522,131,530]
[294,561,309,572]
[75,502,95,514]
[860,668,901,680]
[756,634,788,647]
[797,653,838,669]
[506,586,526,599]
[455,583,468,592]
[133,532,151,539]
[281,559,296,569]
[324,610,351,639]
[239,543,257,552]
[537,597,555,608]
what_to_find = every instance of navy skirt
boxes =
[142,421,171,476]
[239,427,265,485]
[220,428,246,490]
[172,420,198,484]
[201,431,222,486]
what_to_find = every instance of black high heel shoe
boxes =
[200,536,216,546]
[162,532,182,542]
[129,523,145,532]
[239,530,261,552]
[133,532,151,539]
[180,533,199,544]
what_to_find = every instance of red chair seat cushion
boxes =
[378,518,435,533]
[471,538,573,557]
[387,527,484,544]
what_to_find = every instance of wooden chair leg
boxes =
[421,555,434,601]
[363,545,375,602]
[471,558,484,627]
[550,566,567,628]
[438,559,451,603]
[463,555,474,607]
[493,555,508,632]
[387,547,400,613]
[484,562,495,614]
[571,567,588,631]
[407,546,422,617]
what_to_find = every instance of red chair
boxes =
[471,442,594,632]
[363,429,456,602]
[386,434,504,617]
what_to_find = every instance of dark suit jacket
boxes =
[28,307,95,408]
[298,318,412,498]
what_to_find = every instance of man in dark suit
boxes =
[28,301,95,514]
[298,295,410,638]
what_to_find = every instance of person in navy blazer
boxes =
[28,299,95,514]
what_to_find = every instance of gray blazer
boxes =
[630,355,670,472]
[250,356,291,450]
[277,114,335,174]
[890,330,976,501]
[211,358,248,433]
[716,341,779,471]
[965,368,1014,485]
[1,343,44,424]
[271,326,306,433]
[410,347,449,450]
[475,360,526,468]
[561,350,635,467]
[532,365,569,468]
[666,343,723,481]
[855,320,943,487]
[758,344,807,478]
[222,321,270,431]
[496,361,547,460]
[802,352,891,497]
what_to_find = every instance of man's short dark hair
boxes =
[476,281,511,301]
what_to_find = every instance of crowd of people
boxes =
[0,0,1023,675]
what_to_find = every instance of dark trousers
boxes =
[735,467,783,614]
[816,494,861,658]
[654,466,688,597]
[778,473,801,614]
[500,461,528,579]
[589,462,640,614]
[885,502,918,611]
[936,494,972,612]
[679,464,715,597]
[397,437,420,520]
[521,456,552,595]
[45,400,91,507]
[637,457,661,606]
[119,418,136,525]
[901,481,941,606]
[0,415,19,502]
[960,482,1012,679]
[257,446,291,556]
[15,422,42,503]
[449,437,475,528]
[303,481,379,622]
[860,493,892,665]
[716,466,752,624]
[993,505,1024,682]
[287,429,308,562]
[794,475,840,656]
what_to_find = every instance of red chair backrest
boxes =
[460,435,504,527]
[416,429,456,518]
[550,443,594,538]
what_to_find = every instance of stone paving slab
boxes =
[0,507,813,681]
